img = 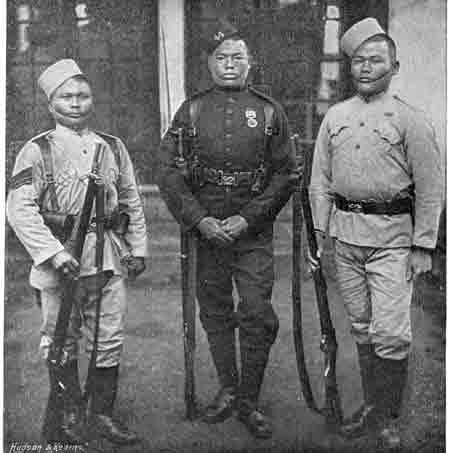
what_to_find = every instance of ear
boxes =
[392,60,400,75]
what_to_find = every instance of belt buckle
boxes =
[218,170,236,186]
[348,201,364,213]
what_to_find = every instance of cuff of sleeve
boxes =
[185,211,208,232]
[34,243,65,267]
[411,244,435,253]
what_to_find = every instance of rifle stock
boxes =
[42,143,104,443]
[180,230,198,419]
[300,156,343,426]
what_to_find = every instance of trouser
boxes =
[334,241,413,360]
[37,275,127,367]
[196,231,279,409]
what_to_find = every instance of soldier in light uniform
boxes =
[309,18,443,449]
[157,20,295,439]
[7,59,148,445]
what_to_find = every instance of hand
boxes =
[306,230,326,272]
[406,247,432,282]
[126,256,146,281]
[221,215,249,239]
[197,216,234,246]
[51,250,80,279]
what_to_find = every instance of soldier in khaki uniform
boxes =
[309,18,443,449]
[7,60,148,445]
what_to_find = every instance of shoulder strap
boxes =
[188,98,204,135]
[95,131,121,169]
[33,132,59,211]
[261,102,275,165]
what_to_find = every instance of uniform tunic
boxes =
[309,90,443,359]
[7,124,148,366]
[158,85,295,404]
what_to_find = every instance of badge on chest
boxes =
[245,108,258,128]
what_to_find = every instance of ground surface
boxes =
[4,223,445,453]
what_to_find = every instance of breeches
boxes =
[196,232,279,351]
[38,275,127,367]
[335,240,413,360]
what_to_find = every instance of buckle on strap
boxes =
[347,201,364,213]
[217,170,238,186]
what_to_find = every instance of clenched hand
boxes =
[221,215,248,240]
[197,216,234,246]
[51,249,80,279]
[406,247,432,281]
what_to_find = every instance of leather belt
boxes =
[87,211,129,234]
[335,194,413,215]
[202,167,254,187]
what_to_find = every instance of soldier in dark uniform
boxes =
[157,19,295,439]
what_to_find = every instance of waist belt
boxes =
[202,167,255,187]
[88,211,129,233]
[335,194,413,215]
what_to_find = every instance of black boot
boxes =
[340,343,377,439]
[237,347,272,439]
[43,359,86,445]
[61,360,86,444]
[202,329,238,423]
[373,356,409,450]
[89,366,139,445]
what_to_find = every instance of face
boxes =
[351,39,399,97]
[208,39,250,88]
[49,77,93,129]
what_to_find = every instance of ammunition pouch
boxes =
[42,211,76,243]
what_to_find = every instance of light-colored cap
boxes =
[38,59,84,98]
[340,18,387,57]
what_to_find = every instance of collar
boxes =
[356,88,393,104]
[54,123,92,138]
[213,83,248,93]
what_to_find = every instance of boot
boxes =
[373,356,409,450]
[202,329,239,423]
[202,386,236,424]
[89,366,139,445]
[340,343,377,439]
[61,360,86,444]
[237,343,272,439]
[43,359,86,445]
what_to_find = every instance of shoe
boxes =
[237,409,273,439]
[90,414,139,445]
[377,425,401,451]
[202,387,236,424]
[61,405,87,445]
[340,403,376,439]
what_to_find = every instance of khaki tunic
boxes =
[7,124,148,290]
[309,90,443,249]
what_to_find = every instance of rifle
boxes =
[42,143,104,443]
[180,230,199,420]
[83,145,107,407]
[299,142,343,427]
[174,127,199,420]
[290,135,321,415]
